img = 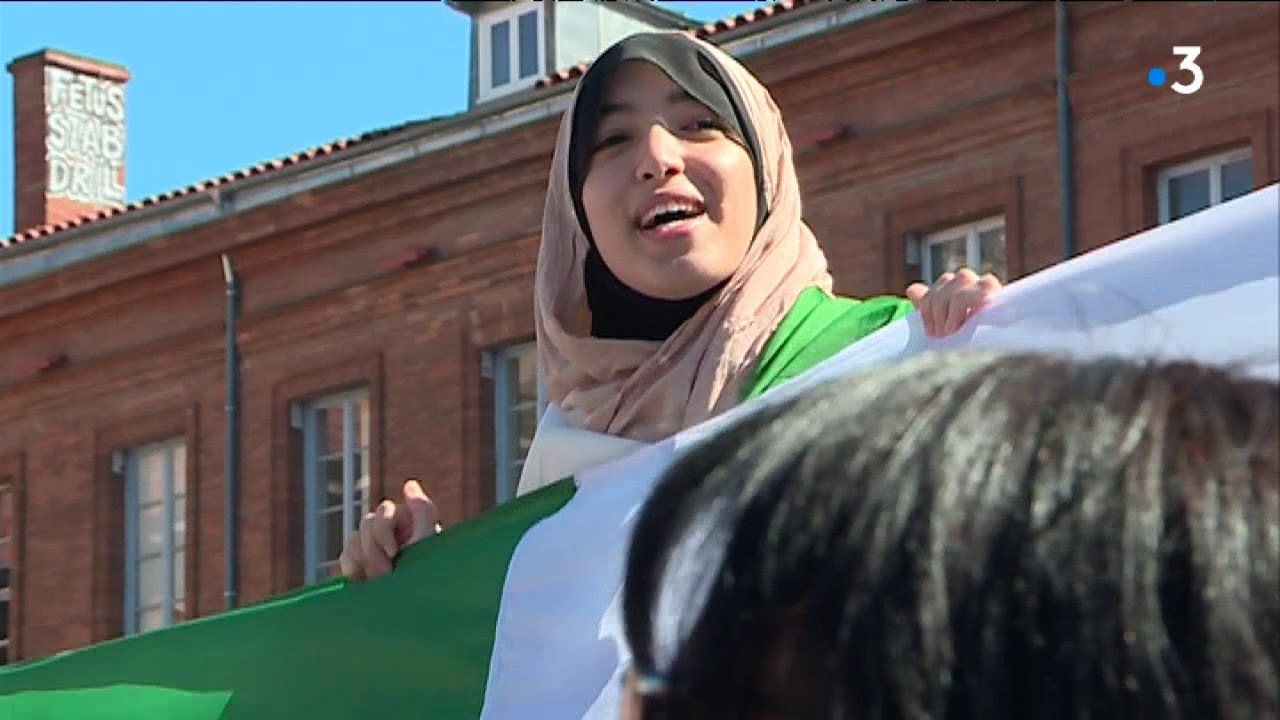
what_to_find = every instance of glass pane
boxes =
[314,406,344,457]
[0,645,7,665]
[137,448,166,504]
[173,548,185,603]
[490,20,510,87]
[927,237,968,282]
[321,457,344,507]
[499,359,517,410]
[174,496,186,550]
[138,504,165,557]
[354,451,370,517]
[509,462,524,491]
[0,600,9,639]
[978,226,1008,281]
[172,442,187,499]
[355,395,370,448]
[138,606,165,633]
[518,10,539,79]
[517,349,538,403]
[1221,156,1253,202]
[1168,168,1211,221]
[325,508,344,565]
[137,555,167,608]
[348,502,364,538]
[517,405,538,457]
[0,487,13,543]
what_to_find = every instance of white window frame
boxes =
[298,388,370,584]
[1156,147,1253,224]
[918,215,1006,284]
[121,437,186,637]
[0,482,11,663]
[477,1,545,103]
[488,342,548,504]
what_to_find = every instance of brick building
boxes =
[0,0,1275,664]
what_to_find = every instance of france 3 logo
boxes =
[1148,47,1203,95]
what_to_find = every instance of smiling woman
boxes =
[581,60,757,303]
[575,44,761,306]
[339,31,1002,582]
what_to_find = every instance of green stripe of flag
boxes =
[0,480,576,720]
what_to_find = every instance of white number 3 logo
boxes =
[1171,46,1204,95]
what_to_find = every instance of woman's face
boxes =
[580,61,758,301]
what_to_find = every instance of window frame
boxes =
[477,1,545,101]
[0,473,14,664]
[1155,147,1254,225]
[881,177,1024,292]
[918,215,1007,285]
[299,387,371,584]
[489,342,547,505]
[121,436,187,637]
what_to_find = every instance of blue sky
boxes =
[0,1,766,236]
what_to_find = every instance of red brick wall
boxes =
[0,1,1276,661]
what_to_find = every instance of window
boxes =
[122,437,187,636]
[517,10,539,79]
[490,20,510,88]
[0,481,12,664]
[479,3,544,99]
[300,389,370,583]
[917,216,1008,284]
[1157,148,1254,224]
[488,343,547,504]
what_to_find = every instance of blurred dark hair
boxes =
[622,352,1279,719]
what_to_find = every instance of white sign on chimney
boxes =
[43,65,127,207]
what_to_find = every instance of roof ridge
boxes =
[0,119,435,249]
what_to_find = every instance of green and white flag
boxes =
[1,185,1276,719]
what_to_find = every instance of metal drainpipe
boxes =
[221,254,241,610]
[1055,0,1077,259]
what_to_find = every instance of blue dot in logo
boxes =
[1148,68,1167,87]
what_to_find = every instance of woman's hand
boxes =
[905,268,1002,337]
[338,479,441,582]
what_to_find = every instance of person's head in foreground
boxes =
[622,352,1280,719]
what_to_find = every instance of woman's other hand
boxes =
[905,268,1002,337]
[338,479,440,582]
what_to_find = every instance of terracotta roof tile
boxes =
[0,124,412,251]
[2,1,814,252]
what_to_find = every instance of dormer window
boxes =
[478,1,545,102]
[449,0,693,108]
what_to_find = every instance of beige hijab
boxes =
[535,34,832,442]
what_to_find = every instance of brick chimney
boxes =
[7,49,130,234]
